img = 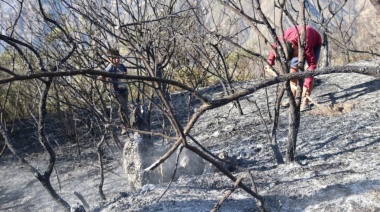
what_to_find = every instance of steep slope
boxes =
[91,58,380,212]
[1,59,379,212]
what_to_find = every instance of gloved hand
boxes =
[264,65,278,77]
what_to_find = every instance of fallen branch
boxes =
[73,191,90,209]
[157,145,184,202]
[185,144,267,212]
[54,167,62,191]
[144,139,182,171]
[305,96,351,115]
[246,170,265,210]
[211,177,244,212]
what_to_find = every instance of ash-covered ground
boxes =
[1,59,380,212]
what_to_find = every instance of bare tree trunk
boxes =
[344,48,350,64]
[212,44,244,115]
[286,87,299,162]
[286,1,306,163]
[321,32,329,67]
[0,123,71,212]
[270,87,285,164]
[0,79,70,211]
[37,78,72,211]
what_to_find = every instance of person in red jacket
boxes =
[265,25,322,111]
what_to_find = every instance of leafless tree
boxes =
[307,0,380,65]
[306,0,348,67]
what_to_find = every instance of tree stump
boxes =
[123,133,205,191]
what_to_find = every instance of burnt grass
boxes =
[1,59,380,211]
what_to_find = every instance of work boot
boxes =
[300,104,311,112]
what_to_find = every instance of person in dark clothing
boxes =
[98,48,130,134]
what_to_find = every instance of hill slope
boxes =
[1,58,380,212]
[91,59,380,212]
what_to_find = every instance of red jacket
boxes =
[267,25,322,70]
